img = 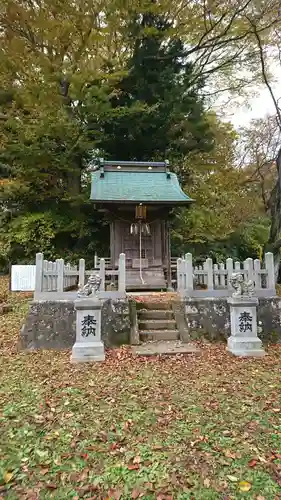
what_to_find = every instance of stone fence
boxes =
[34,252,126,299]
[177,252,276,297]
[94,254,111,269]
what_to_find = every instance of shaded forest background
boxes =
[1,0,281,275]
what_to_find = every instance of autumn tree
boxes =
[1,0,281,270]
[0,0,212,267]
[236,10,281,279]
[0,0,132,266]
[171,114,265,260]
[136,0,281,99]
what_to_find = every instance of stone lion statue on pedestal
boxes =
[77,273,101,298]
[230,273,254,297]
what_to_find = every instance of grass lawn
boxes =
[1,278,281,499]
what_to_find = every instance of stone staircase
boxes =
[137,301,180,341]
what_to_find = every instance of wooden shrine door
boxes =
[123,224,153,268]
[112,220,163,268]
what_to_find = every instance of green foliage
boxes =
[0,205,110,267]
[172,216,270,263]
[9,212,57,259]
[94,12,213,160]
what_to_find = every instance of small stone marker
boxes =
[71,274,105,363]
[227,273,265,357]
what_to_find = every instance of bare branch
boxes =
[248,17,281,130]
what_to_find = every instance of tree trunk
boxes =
[267,147,281,282]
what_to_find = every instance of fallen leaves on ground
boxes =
[1,276,281,499]
[239,480,252,492]
[248,458,258,468]
[0,275,32,304]
[3,471,14,484]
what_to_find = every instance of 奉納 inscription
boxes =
[81,315,97,337]
[238,311,252,333]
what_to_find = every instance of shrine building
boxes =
[90,159,192,290]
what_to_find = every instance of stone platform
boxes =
[126,268,166,290]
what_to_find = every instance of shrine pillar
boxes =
[166,221,172,291]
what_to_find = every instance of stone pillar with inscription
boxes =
[227,273,265,357]
[71,274,105,363]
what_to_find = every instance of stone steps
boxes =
[126,284,165,291]
[136,301,172,310]
[139,329,180,341]
[138,309,174,320]
[135,295,180,342]
[138,319,177,330]
[132,341,199,356]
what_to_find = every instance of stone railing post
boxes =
[66,262,71,288]
[226,258,234,289]
[57,258,64,292]
[43,259,48,291]
[205,257,213,290]
[35,252,43,293]
[79,258,85,288]
[94,253,98,269]
[254,259,261,290]
[184,253,193,293]
[244,257,254,284]
[52,261,57,291]
[265,252,275,291]
[99,258,105,291]
[73,264,78,287]
[48,261,53,291]
[177,258,184,293]
[118,253,126,293]
[213,264,219,288]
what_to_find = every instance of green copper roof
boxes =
[90,171,192,203]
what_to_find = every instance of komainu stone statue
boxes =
[77,273,102,298]
[230,272,254,297]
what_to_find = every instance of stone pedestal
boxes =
[71,297,105,363]
[227,296,265,357]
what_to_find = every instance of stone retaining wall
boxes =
[20,296,281,350]
[20,299,130,350]
[183,296,281,343]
